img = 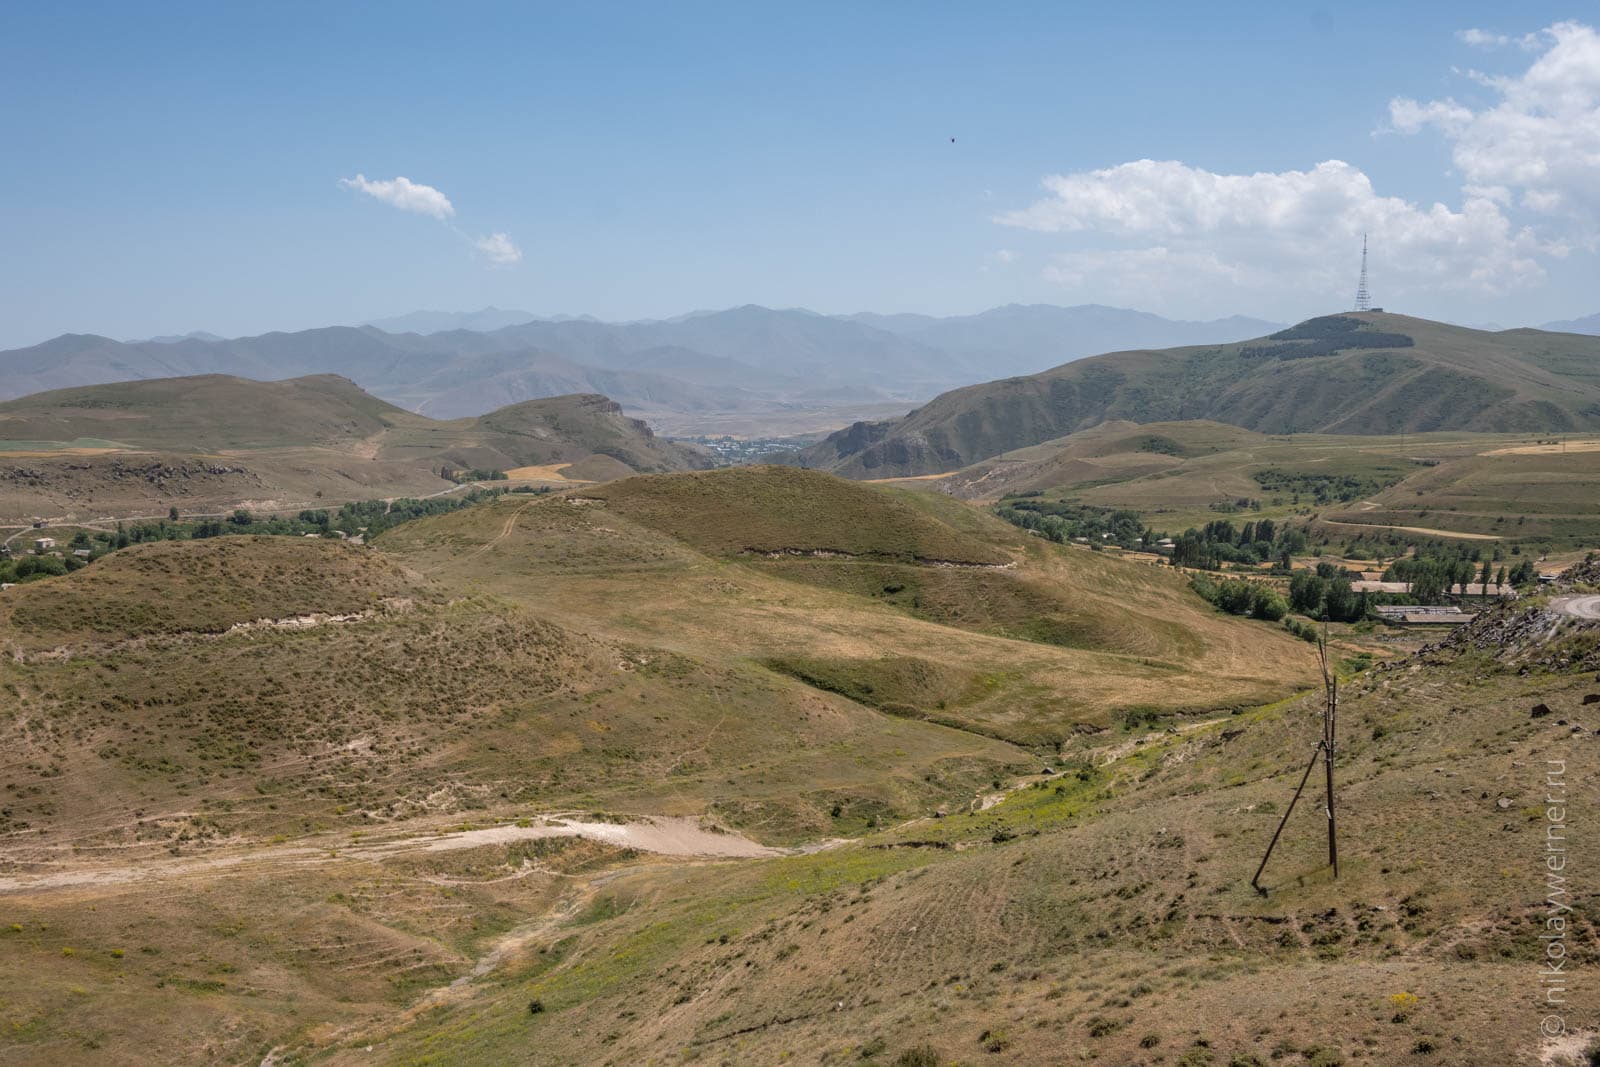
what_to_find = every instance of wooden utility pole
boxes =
[1320,635,1339,877]
[1251,626,1340,895]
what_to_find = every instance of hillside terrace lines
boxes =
[751,546,1020,569]
[5,604,403,663]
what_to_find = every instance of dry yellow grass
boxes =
[26,468,1559,1067]
[500,463,587,481]
[1481,438,1600,456]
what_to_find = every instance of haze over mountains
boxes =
[0,304,1282,433]
[1543,311,1600,335]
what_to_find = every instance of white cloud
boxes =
[1391,21,1600,230]
[1457,28,1511,48]
[339,173,456,220]
[996,158,1545,308]
[473,232,523,266]
[340,172,523,268]
[994,25,1599,315]
[1387,98,1474,136]
[1456,27,1547,51]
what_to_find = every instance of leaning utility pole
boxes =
[1251,626,1340,895]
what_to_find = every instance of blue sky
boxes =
[1,2,1596,347]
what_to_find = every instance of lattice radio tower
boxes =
[1353,234,1372,312]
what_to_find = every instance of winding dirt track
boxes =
[1550,594,1600,619]
[0,815,779,895]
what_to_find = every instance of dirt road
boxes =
[1550,594,1600,619]
[0,814,779,895]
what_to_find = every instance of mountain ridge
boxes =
[799,311,1600,477]
[0,304,1293,428]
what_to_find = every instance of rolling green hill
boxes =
[575,465,1011,563]
[0,374,404,452]
[801,313,1600,478]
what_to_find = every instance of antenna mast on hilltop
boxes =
[1353,234,1372,312]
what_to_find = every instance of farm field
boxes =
[882,421,1600,548]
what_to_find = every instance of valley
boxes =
[2,313,1598,1067]
[14,7,1600,1064]
[2,460,1595,1065]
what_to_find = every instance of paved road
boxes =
[1550,595,1600,619]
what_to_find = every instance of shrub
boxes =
[895,1046,941,1067]
[1251,585,1289,621]
[1388,991,1418,1022]
[977,1028,1010,1053]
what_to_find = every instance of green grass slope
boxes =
[380,469,1318,744]
[0,373,404,452]
[576,465,1010,562]
[803,313,1600,477]
[1320,439,1600,545]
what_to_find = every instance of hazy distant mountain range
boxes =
[362,307,544,334]
[2,304,1285,431]
[1543,312,1600,335]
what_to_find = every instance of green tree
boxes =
[1289,571,1323,614]
[1251,585,1289,621]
